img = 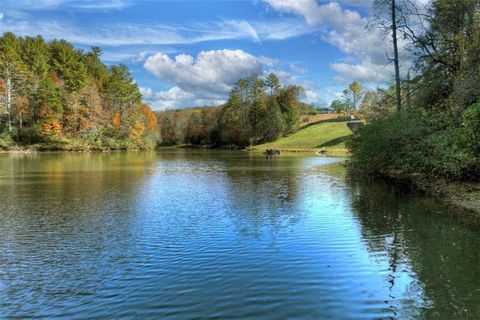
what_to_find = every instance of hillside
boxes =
[254,120,354,154]
[0,33,157,151]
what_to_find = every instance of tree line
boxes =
[157,73,313,147]
[0,32,157,150]
[328,80,399,122]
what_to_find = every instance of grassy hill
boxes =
[254,120,354,154]
[298,113,338,128]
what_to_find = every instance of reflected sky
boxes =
[0,151,479,319]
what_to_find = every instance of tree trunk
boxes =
[392,0,402,111]
[6,75,12,132]
[406,71,411,109]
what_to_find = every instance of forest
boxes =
[157,73,315,147]
[346,0,480,182]
[0,32,157,151]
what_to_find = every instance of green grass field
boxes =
[255,121,353,153]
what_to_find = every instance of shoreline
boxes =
[1,144,349,156]
[357,170,480,219]
[0,144,153,153]
[248,147,350,156]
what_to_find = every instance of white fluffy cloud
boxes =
[289,63,307,74]
[331,59,394,83]
[303,90,327,106]
[144,49,265,95]
[264,0,367,35]
[141,86,226,110]
[263,0,396,84]
[143,49,274,109]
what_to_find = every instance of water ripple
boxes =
[0,152,479,319]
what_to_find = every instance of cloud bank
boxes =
[143,49,273,109]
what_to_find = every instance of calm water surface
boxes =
[0,151,479,319]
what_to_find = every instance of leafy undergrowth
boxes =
[348,107,480,180]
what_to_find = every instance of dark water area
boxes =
[0,150,479,319]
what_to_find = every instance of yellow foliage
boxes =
[111,112,122,129]
[131,122,146,139]
[15,96,30,116]
[79,117,92,131]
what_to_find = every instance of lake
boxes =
[0,150,479,319]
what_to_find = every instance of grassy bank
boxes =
[253,120,353,154]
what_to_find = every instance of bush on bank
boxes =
[348,104,480,180]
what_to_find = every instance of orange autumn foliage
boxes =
[50,72,63,86]
[143,104,157,131]
[0,80,6,95]
[42,119,62,136]
[39,103,54,118]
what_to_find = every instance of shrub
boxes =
[349,108,479,180]
[0,132,14,149]
[462,102,480,151]
[14,126,44,145]
[348,110,428,175]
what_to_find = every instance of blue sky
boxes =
[0,0,401,110]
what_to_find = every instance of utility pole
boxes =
[391,0,402,111]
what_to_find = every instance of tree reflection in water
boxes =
[222,154,303,239]
[346,175,480,318]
